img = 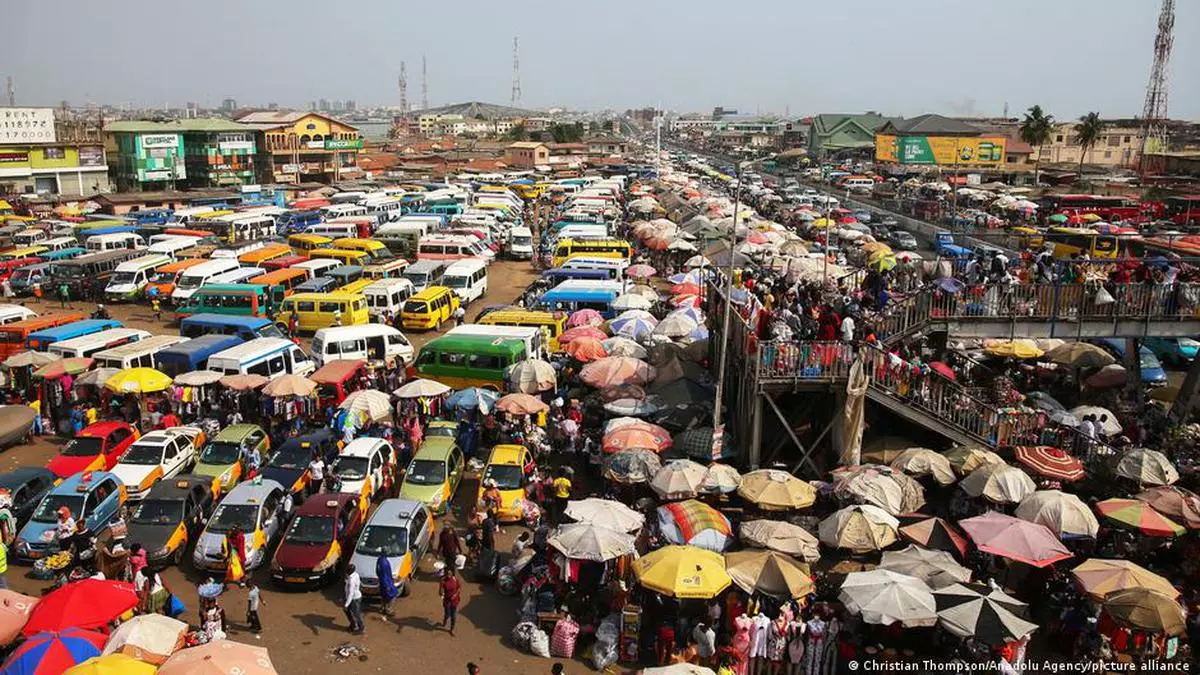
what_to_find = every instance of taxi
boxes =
[194,424,268,492]
[46,422,140,480]
[193,478,289,573]
[108,426,204,500]
[269,492,366,587]
[351,498,433,599]
[14,471,126,561]
[331,438,395,511]
[127,474,218,567]
[478,444,536,523]
[259,429,340,502]
[398,436,463,515]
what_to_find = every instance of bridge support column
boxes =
[830,389,846,465]
[748,394,763,469]
[1170,352,1200,424]
[1124,337,1142,412]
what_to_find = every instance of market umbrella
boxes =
[219,373,268,391]
[507,359,556,394]
[23,580,137,636]
[102,367,172,394]
[73,368,121,388]
[699,463,741,495]
[725,550,813,599]
[933,583,1037,645]
[611,294,654,311]
[564,337,608,362]
[832,465,925,515]
[1085,364,1127,388]
[0,590,37,647]
[942,447,1005,476]
[559,326,607,345]
[959,463,1037,504]
[1069,406,1122,435]
[1048,214,1068,223]
[1102,589,1186,635]
[173,370,224,386]
[65,653,158,675]
[631,545,731,599]
[738,520,820,562]
[1,629,106,675]
[1045,342,1115,368]
[34,358,94,380]
[260,373,317,398]
[603,423,672,454]
[2,351,58,369]
[1012,446,1085,481]
[101,613,187,665]
[1015,490,1099,539]
[1070,559,1179,602]
[338,390,392,423]
[580,357,656,388]
[567,308,605,328]
[547,522,636,562]
[667,240,698,252]
[898,516,969,558]
[1115,448,1178,486]
[602,449,662,484]
[654,313,699,339]
[1094,498,1184,537]
[394,378,451,399]
[657,499,734,552]
[495,393,549,415]
[838,570,937,627]
[670,282,701,296]
[610,314,658,340]
[602,336,649,359]
[890,448,956,486]
[1135,486,1200,529]
[958,512,1072,567]
[445,387,499,412]
[879,545,972,589]
[983,340,1043,360]
[157,639,278,675]
[650,459,707,500]
[564,497,644,532]
[602,397,661,417]
[738,469,816,510]
[928,362,956,381]
[625,264,657,279]
[818,505,900,553]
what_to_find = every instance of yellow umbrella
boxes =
[811,218,835,228]
[1102,588,1186,635]
[65,653,158,675]
[737,469,816,510]
[104,368,173,394]
[868,250,897,272]
[1080,213,1103,223]
[1070,559,1180,602]
[983,340,1044,359]
[862,241,892,255]
[632,545,731,599]
[724,549,813,599]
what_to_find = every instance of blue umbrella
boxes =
[611,315,657,339]
[1,629,104,675]
[446,387,500,411]
[934,277,965,294]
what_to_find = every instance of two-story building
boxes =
[234,111,362,184]
[0,108,110,196]
[586,136,627,156]
[105,119,259,190]
[504,142,549,169]
[1035,120,1144,169]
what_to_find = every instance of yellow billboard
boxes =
[875,134,898,163]
[876,134,1007,165]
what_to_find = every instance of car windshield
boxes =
[356,524,407,557]
[61,436,105,457]
[57,266,85,278]
[256,323,285,339]
[482,464,523,491]
[110,271,138,284]
[207,503,257,533]
[425,426,456,438]
[120,443,164,465]
[406,459,446,486]
[403,300,427,313]
[149,271,175,283]
[200,441,241,465]
[130,498,180,525]
[267,447,310,470]
[335,457,369,480]
[445,276,467,289]
[511,235,532,246]
[176,274,204,290]
[33,494,85,523]
[1140,350,1161,370]
[285,515,334,545]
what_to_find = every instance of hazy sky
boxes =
[4,0,1197,120]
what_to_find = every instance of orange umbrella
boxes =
[671,282,702,296]
[580,356,657,388]
[494,393,549,415]
[645,236,671,250]
[1095,498,1184,537]
[558,326,608,345]
[219,373,269,391]
[565,337,608,362]
[0,590,38,646]
[158,639,277,675]
[603,426,673,454]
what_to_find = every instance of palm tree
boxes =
[1073,112,1105,179]
[1019,105,1055,184]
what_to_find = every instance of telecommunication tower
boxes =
[398,62,409,113]
[511,37,522,105]
[421,56,429,110]
[1138,0,1175,173]
[5,77,13,106]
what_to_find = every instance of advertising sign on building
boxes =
[216,133,253,152]
[140,134,180,149]
[324,138,364,150]
[78,146,104,167]
[142,170,174,181]
[0,152,29,163]
[306,141,325,149]
[0,108,57,144]
[889,136,1007,166]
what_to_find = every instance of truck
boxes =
[934,231,973,259]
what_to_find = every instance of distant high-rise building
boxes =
[332,100,345,112]
[221,98,237,112]
[346,100,357,112]
[267,102,279,110]
[310,101,317,111]
[318,99,330,112]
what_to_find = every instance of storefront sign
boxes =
[281,164,300,173]
[0,108,56,144]
[140,134,180,149]
[78,146,104,167]
[887,135,1007,166]
[218,140,254,151]
[142,169,174,180]
[324,138,364,150]
[0,152,29,163]
[306,141,325,149]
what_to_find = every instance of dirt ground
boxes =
[2,259,586,675]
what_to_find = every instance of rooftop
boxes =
[234,111,359,131]
[403,101,542,121]
[881,114,985,136]
[104,118,253,133]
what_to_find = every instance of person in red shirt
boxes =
[160,407,181,430]
[439,568,461,636]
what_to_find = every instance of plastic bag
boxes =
[550,616,580,658]
[529,628,551,658]
[511,621,537,649]
[497,566,519,596]
[1094,286,1115,306]
[592,614,621,670]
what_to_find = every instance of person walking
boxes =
[438,524,462,570]
[343,563,364,634]
[439,567,461,635]
[552,469,572,524]
[246,580,263,634]
[152,296,161,322]
[376,553,398,617]
[58,281,70,309]
[453,305,466,327]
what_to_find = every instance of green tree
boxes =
[505,124,528,141]
[1073,112,1104,178]
[1019,104,1055,184]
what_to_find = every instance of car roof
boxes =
[367,498,427,525]
[222,479,283,504]
[341,438,385,458]
[214,424,262,442]
[295,492,356,516]
[0,466,54,488]
[143,475,214,501]
[53,471,120,494]
[488,444,526,466]
[425,420,457,430]
[413,437,457,460]
[79,421,128,437]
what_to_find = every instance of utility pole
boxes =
[421,55,429,110]
[654,102,662,175]
[398,62,409,114]
[4,77,13,106]
[711,161,744,462]
[510,37,522,105]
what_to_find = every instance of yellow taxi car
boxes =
[126,474,219,567]
[478,444,535,523]
[351,498,434,598]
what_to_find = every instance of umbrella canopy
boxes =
[33,357,94,380]
[610,314,658,340]
[929,361,956,380]
[444,387,499,412]
[173,370,224,386]
[2,629,106,675]
[1070,406,1122,435]
[699,463,741,495]
[394,378,451,399]
[1095,498,1184,537]
[1012,446,1085,481]
[611,294,654,311]
[983,340,1043,359]
[338,390,393,422]
[890,448,956,485]
[602,336,648,359]
[157,639,277,675]
[1015,490,1099,539]
[580,357,656,388]
[73,368,121,388]
[567,308,605,327]
[101,613,187,665]
[103,367,171,394]
[958,512,1072,567]
[651,459,707,500]
[880,545,972,589]
[632,545,731,599]
[1135,486,1200,529]
[818,505,899,553]
[219,373,268,391]
[603,423,672,454]
[1070,559,1179,602]
[3,350,59,369]
[933,583,1037,645]
[1115,448,1178,486]
[839,570,937,627]
[670,427,733,460]
[65,654,158,675]
[564,498,644,532]
[602,449,662,484]
[1045,342,1115,368]
[959,462,1036,504]
[260,374,317,398]
[738,520,820,562]
[942,447,1005,476]
[0,590,37,647]
[495,393,549,415]
[657,500,734,552]
[602,397,661,417]
[1103,589,1186,635]
[625,264,657,279]
[1085,364,1127,388]
[898,516,969,558]
[725,550,814,599]
[564,336,608,362]
[23,580,138,636]
[654,313,699,339]
[559,326,607,345]
[738,469,816,510]
[832,465,925,515]
[547,522,636,562]
[507,359,556,394]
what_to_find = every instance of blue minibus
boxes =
[154,334,245,376]
[179,314,285,342]
[26,319,122,350]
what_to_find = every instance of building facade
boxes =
[504,142,549,168]
[105,119,259,191]
[235,111,362,184]
[874,114,1007,169]
[1034,121,1144,168]
[0,108,110,196]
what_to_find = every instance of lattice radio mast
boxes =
[511,37,522,105]
[398,62,409,114]
[1138,0,1174,174]
[421,56,429,110]
[5,77,13,107]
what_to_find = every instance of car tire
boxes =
[399,580,410,597]
[172,546,185,566]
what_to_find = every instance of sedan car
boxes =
[398,437,463,515]
[15,471,125,561]
[194,424,268,492]
[0,467,55,535]
[1143,337,1200,367]
[332,438,396,506]
[350,498,433,599]
[193,478,289,573]
[270,492,365,587]
[1093,339,1168,386]
[260,429,341,501]
[109,427,203,500]
[127,474,217,566]
[890,231,919,251]
[46,422,139,479]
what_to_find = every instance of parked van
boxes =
[8,263,53,295]
[326,265,364,288]
[12,229,48,248]
[551,238,632,267]
[154,334,244,377]
[93,334,189,369]
[171,258,241,304]
[447,325,546,359]
[277,292,370,333]
[332,238,392,261]
[205,267,264,286]
[477,309,569,352]
[175,284,283,320]
[210,240,267,260]
[318,204,368,221]
[416,236,489,264]
[207,337,315,379]
[249,268,308,297]
[308,248,370,266]
[362,279,415,321]
[293,277,339,295]
[39,236,79,252]
[85,232,144,253]
[51,250,141,299]
[239,244,293,267]
[104,254,173,302]
[442,259,488,304]
[288,233,333,256]
[0,248,47,262]
[535,279,624,318]
[401,286,460,331]
[167,206,218,226]
[146,236,201,259]
[559,256,628,279]
[0,304,37,326]
[179,314,285,342]
[145,258,208,298]
[0,313,85,359]
[401,260,446,293]
[412,334,526,390]
[48,328,150,359]
[363,258,409,281]
[312,324,414,367]
[260,254,308,273]
[293,258,341,281]
[375,222,428,257]
[506,226,533,260]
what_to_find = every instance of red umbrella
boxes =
[1013,446,1086,481]
[567,308,605,328]
[1095,498,1185,537]
[958,512,1072,568]
[745,231,769,245]
[564,337,608,362]
[929,362,956,381]
[558,326,607,345]
[670,282,702,296]
[603,425,673,454]
[645,236,671,251]
[23,580,138,636]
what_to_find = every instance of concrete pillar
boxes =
[1170,352,1200,424]
[830,390,846,466]
[748,394,763,469]
[1124,338,1142,410]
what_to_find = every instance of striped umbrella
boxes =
[1095,498,1184,537]
[1013,446,1085,481]
[1,628,106,675]
[933,583,1038,645]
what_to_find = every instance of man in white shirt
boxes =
[343,564,364,634]
[840,315,855,343]
[308,456,325,494]
[692,622,716,666]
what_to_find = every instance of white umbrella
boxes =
[959,463,1037,504]
[612,294,653,311]
[394,378,451,398]
[1115,448,1179,486]
[547,522,636,562]
[507,358,556,394]
[654,313,699,338]
[602,337,649,359]
[651,459,708,500]
[879,545,972,589]
[102,613,188,664]
[1069,405,1122,435]
[839,569,937,627]
[1015,490,1100,538]
[818,505,900,552]
[739,519,820,562]
[667,240,698,252]
[339,390,392,422]
[684,255,711,269]
[173,370,224,387]
[564,497,645,532]
[700,463,742,495]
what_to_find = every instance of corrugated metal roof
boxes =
[104,118,253,133]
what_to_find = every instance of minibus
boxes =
[8,262,53,295]
[277,291,369,333]
[292,258,340,281]
[206,337,315,379]
[11,229,48,248]
[400,286,459,331]
[374,222,427,258]
[39,247,85,262]
[560,256,628,278]
[154,334,244,377]
[171,258,242,304]
[193,213,274,244]
[0,258,41,282]
[0,248,46,262]
[260,254,308,272]
[145,258,208,298]
[50,249,141,299]
[442,259,488,304]
[249,268,308,297]
[27,318,122,351]
[312,324,414,367]
[180,314,285,342]
[416,236,490,264]
[551,238,632,267]
[477,309,569,352]
[0,314,85,358]
[401,260,446,293]
[412,335,527,390]
[308,248,370,266]
[104,254,173,302]
[326,265,363,288]
[363,279,415,321]
[549,224,609,243]
[48,327,150,358]
[506,226,533,260]
[535,280,624,318]
[167,206,218,226]
[205,267,264,286]
[332,238,393,261]
[288,233,333,256]
[146,236,201,259]
[317,204,368,222]
[85,232,144,253]
[321,217,375,239]
[0,304,37,326]
[129,209,173,226]
[364,197,405,222]
[175,284,284,320]
[447,325,546,360]
[362,259,409,281]
[93,334,189,369]
[338,279,375,296]
[38,236,78,252]
[239,244,293,267]
[278,210,323,234]
[175,245,219,260]
[330,191,368,205]
[293,277,339,294]
[540,268,613,284]
[210,240,267,260]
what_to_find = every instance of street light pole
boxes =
[710,161,744,461]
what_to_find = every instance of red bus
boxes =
[260,254,308,272]
[289,198,331,210]
[1163,196,1200,227]
[1038,194,1148,223]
